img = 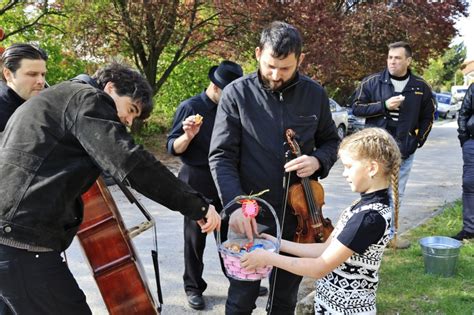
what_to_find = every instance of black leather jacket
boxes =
[209,72,340,216]
[457,83,474,146]
[0,81,25,132]
[0,77,210,251]
[353,69,435,159]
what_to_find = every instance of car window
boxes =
[436,94,452,105]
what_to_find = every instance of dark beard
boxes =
[259,65,298,92]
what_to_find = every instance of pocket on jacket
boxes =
[0,150,42,219]
[287,114,319,152]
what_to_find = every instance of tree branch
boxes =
[0,0,19,15]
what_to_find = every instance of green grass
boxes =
[377,201,474,314]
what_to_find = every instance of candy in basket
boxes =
[217,194,281,281]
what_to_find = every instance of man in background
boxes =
[0,43,47,315]
[0,43,48,131]
[167,61,268,310]
[352,41,435,248]
[455,82,474,241]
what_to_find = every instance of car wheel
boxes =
[337,124,346,139]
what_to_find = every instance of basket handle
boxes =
[216,196,281,253]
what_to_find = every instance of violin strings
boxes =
[301,178,322,226]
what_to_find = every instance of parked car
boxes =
[432,92,439,120]
[435,92,460,119]
[329,98,349,139]
[451,85,468,103]
[347,108,366,134]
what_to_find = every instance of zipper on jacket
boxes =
[277,80,300,102]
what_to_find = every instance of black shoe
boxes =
[452,230,474,241]
[187,293,205,310]
[258,286,268,296]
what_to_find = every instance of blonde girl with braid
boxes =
[240,128,401,314]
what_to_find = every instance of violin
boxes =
[285,129,334,243]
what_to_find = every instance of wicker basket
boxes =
[217,196,281,281]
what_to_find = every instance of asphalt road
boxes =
[67,119,462,314]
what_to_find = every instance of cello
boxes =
[78,177,161,314]
[285,129,334,243]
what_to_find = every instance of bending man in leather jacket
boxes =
[0,62,221,315]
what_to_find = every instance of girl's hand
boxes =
[240,248,268,270]
[259,233,277,244]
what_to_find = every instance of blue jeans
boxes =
[399,153,415,203]
[0,245,91,315]
[388,153,414,237]
[462,139,474,232]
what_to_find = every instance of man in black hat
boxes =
[167,60,259,310]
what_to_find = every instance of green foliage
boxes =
[377,201,474,314]
[0,2,91,84]
[423,43,467,92]
[38,39,89,85]
[148,56,218,131]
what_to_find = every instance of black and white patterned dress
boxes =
[314,189,392,314]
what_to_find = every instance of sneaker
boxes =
[388,237,411,249]
[451,230,474,241]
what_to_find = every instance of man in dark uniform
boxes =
[0,43,48,131]
[167,61,258,310]
[0,62,221,314]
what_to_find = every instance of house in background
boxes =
[462,60,474,85]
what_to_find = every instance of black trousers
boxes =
[462,139,474,232]
[179,164,226,295]
[225,267,302,315]
[0,244,91,315]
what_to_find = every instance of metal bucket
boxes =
[419,236,462,277]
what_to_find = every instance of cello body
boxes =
[78,178,159,315]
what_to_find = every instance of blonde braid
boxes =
[390,158,401,248]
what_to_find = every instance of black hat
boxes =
[208,60,243,90]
